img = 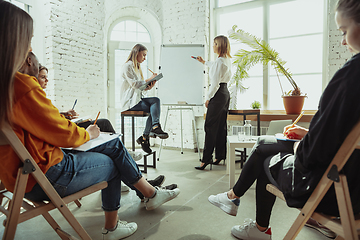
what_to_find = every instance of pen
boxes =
[93,111,100,125]
[191,56,197,59]
[147,68,155,74]
[72,99,77,110]
[290,111,305,128]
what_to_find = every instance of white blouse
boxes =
[205,57,232,101]
[118,61,146,112]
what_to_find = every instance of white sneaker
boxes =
[102,220,137,240]
[231,219,272,240]
[129,151,143,161]
[208,192,240,216]
[121,183,130,192]
[145,186,180,210]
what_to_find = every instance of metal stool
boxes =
[121,110,156,173]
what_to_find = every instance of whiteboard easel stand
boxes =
[158,104,201,161]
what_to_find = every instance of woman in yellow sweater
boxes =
[0,2,180,239]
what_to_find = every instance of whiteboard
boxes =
[158,44,205,105]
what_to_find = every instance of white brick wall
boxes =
[162,0,208,44]
[44,0,106,118]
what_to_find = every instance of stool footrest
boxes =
[137,151,156,173]
[121,111,156,173]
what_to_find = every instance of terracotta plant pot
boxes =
[282,95,306,114]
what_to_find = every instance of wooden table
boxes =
[227,135,257,188]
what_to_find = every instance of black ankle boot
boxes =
[149,124,169,139]
[136,135,152,154]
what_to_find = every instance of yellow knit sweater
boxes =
[0,72,90,193]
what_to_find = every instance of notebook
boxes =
[63,133,121,151]
[139,73,163,91]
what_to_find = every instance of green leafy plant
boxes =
[251,100,261,109]
[229,25,302,96]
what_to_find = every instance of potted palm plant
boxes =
[229,25,306,114]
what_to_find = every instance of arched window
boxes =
[110,20,151,43]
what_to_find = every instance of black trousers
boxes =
[202,83,230,163]
[232,136,294,228]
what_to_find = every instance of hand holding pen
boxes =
[145,68,157,90]
[86,111,101,139]
[93,111,100,125]
[147,68,158,78]
[192,56,205,64]
[284,111,308,140]
[63,99,78,119]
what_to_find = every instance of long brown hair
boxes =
[126,44,147,79]
[214,35,231,58]
[0,0,33,127]
[336,0,360,24]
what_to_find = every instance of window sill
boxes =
[226,110,316,122]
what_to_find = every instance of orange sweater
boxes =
[0,72,90,193]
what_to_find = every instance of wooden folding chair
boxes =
[0,122,108,240]
[266,120,360,240]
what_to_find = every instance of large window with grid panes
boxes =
[215,0,326,110]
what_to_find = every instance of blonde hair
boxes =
[126,44,147,79]
[0,0,33,127]
[336,0,360,24]
[214,35,231,58]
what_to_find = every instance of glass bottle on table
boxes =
[244,120,252,141]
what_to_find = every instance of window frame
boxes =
[213,0,329,110]
[107,19,154,133]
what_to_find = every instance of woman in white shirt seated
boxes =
[195,36,232,170]
[119,44,168,154]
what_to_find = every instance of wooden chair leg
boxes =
[74,199,82,208]
[3,168,28,240]
[0,182,6,204]
[42,212,70,240]
[335,175,358,240]
[24,201,69,240]
[56,228,80,240]
[43,190,91,240]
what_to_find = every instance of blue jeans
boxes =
[25,138,142,212]
[129,97,161,135]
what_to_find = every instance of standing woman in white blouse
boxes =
[195,35,232,170]
[119,44,169,154]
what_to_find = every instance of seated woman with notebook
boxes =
[0,2,180,239]
[118,44,168,154]
[207,0,360,239]
[36,63,117,133]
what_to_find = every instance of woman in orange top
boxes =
[0,2,180,239]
